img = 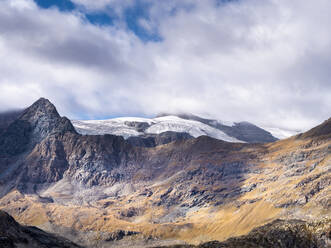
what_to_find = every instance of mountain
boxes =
[0,98,330,247]
[72,114,278,144]
[0,210,81,248]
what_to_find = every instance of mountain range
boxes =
[0,98,330,248]
[72,114,280,144]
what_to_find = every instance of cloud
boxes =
[0,0,330,130]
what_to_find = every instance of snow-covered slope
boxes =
[72,115,243,142]
[72,117,152,138]
[73,114,299,143]
[145,116,242,142]
[261,126,302,139]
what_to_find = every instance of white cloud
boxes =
[8,0,35,10]
[0,0,330,130]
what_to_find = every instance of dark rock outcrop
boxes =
[104,230,140,241]
[0,210,82,248]
[124,121,150,132]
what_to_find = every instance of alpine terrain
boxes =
[0,98,330,248]
[72,114,280,143]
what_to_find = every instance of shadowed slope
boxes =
[0,210,82,248]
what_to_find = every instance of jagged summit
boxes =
[20,97,58,119]
[0,98,76,157]
[20,98,76,136]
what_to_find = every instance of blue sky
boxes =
[0,0,330,130]
[34,0,75,11]
[33,0,161,41]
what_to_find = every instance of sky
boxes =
[0,0,331,130]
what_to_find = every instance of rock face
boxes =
[127,131,193,147]
[0,98,78,194]
[0,98,330,247]
[0,210,81,248]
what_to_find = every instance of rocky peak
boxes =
[20,98,59,120]
[19,97,77,140]
[0,98,77,156]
